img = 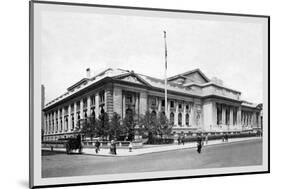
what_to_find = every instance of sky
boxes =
[40,5,265,104]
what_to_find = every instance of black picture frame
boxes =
[29,0,270,188]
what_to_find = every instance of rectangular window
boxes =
[83,98,87,108]
[170,101,174,108]
[161,100,165,107]
[178,103,182,109]
[91,95,95,106]
[99,91,105,103]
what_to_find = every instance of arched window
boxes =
[170,112,174,125]
[185,113,189,126]
[178,113,182,126]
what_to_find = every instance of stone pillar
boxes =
[167,100,170,120]
[57,110,61,133]
[175,101,179,127]
[80,99,83,119]
[53,112,56,133]
[95,94,99,118]
[68,105,71,132]
[139,92,148,116]
[87,96,91,117]
[190,104,195,127]
[158,97,161,113]
[50,113,53,134]
[135,94,139,119]
[183,102,186,127]
[230,107,233,127]
[48,113,51,134]
[122,94,126,119]
[62,108,65,133]
[104,90,107,112]
[46,114,49,134]
[222,105,226,125]
[74,103,77,130]
[113,87,122,115]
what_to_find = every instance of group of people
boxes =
[222,133,229,142]
[94,139,133,155]
[177,135,186,145]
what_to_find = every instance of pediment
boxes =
[121,75,145,85]
[114,73,151,87]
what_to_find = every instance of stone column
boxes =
[158,97,161,113]
[80,99,83,119]
[113,87,123,115]
[104,90,107,112]
[230,107,233,127]
[222,105,226,125]
[135,94,139,119]
[167,100,170,120]
[50,113,53,134]
[46,114,49,134]
[175,101,179,127]
[68,105,71,132]
[190,104,195,127]
[95,94,99,118]
[49,113,51,134]
[62,108,65,133]
[237,106,242,127]
[74,102,77,130]
[87,96,91,117]
[122,94,126,119]
[139,92,147,116]
[183,102,186,127]
[57,110,61,133]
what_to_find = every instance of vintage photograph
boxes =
[30,1,269,187]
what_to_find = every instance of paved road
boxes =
[42,139,262,178]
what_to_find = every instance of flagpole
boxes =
[163,31,168,117]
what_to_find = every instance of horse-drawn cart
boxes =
[65,135,82,154]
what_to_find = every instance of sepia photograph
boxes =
[30,0,269,188]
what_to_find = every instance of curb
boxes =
[42,137,262,157]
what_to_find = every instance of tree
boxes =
[96,112,110,140]
[75,116,97,140]
[139,111,157,142]
[139,111,172,142]
[108,112,126,140]
[123,110,135,141]
[156,112,172,139]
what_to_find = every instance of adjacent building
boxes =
[43,68,262,141]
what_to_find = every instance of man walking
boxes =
[95,139,101,154]
[197,133,203,154]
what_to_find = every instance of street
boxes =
[42,139,262,178]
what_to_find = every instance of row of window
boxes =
[45,91,105,134]
[241,111,259,126]
[216,104,238,125]
[150,110,190,126]
[149,96,190,110]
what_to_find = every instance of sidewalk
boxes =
[42,137,261,157]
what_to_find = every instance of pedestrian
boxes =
[182,135,185,145]
[205,134,208,145]
[113,141,117,155]
[225,133,229,142]
[95,140,101,154]
[129,141,133,152]
[177,136,181,145]
[197,134,203,154]
[222,134,225,142]
[110,140,114,154]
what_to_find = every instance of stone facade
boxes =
[43,68,262,141]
